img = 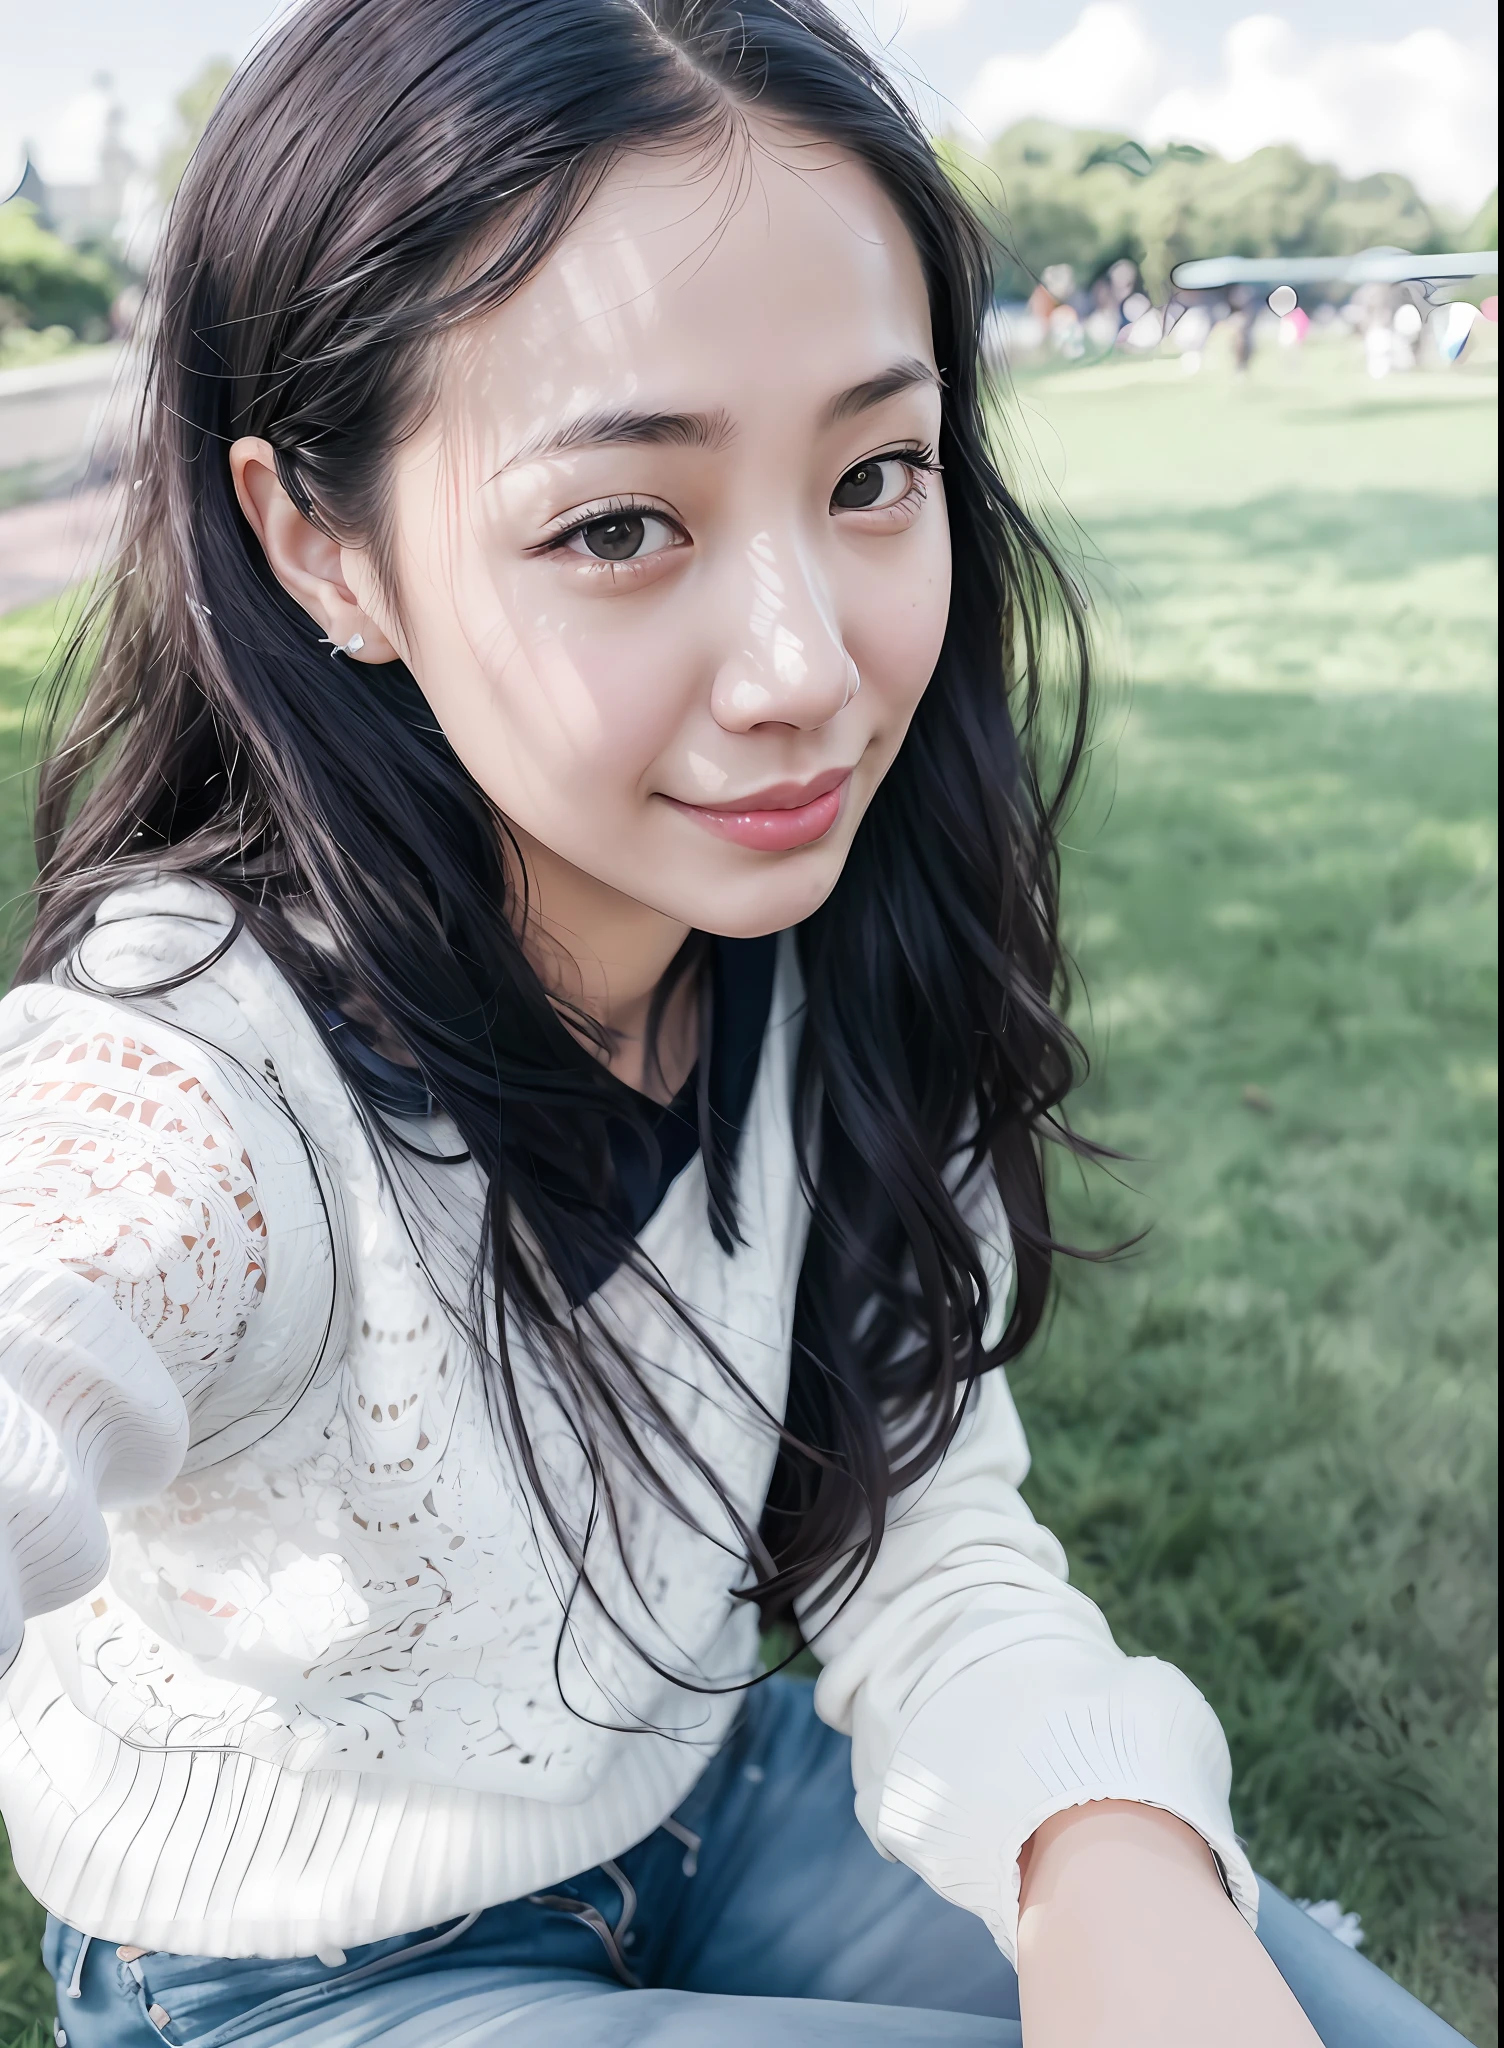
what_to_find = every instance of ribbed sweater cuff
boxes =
[871,1647,1258,1966]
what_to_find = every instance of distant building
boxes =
[10,81,136,248]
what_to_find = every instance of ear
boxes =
[229,438,402,663]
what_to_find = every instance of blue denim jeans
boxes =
[45,1678,1467,2046]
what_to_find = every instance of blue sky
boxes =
[4,0,1498,216]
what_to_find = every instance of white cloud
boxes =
[1145,16,1497,216]
[966,4,1158,137]
[9,3,1496,226]
[958,5,1497,216]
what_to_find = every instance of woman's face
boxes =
[350,123,951,942]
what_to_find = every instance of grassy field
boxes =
[0,333,1497,2043]
[1011,337,1498,2042]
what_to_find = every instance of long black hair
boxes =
[24,0,1095,1663]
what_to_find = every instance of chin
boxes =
[685,844,848,940]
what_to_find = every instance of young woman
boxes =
[0,3,1464,2043]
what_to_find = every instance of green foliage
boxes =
[0,202,115,340]
[1463,189,1498,254]
[156,59,235,202]
[0,347,1496,2047]
[0,326,78,373]
[0,594,70,984]
[957,120,1449,299]
[1447,190,1501,310]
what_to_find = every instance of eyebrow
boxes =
[498,405,736,473]
[490,359,940,480]
[822,357,942,426]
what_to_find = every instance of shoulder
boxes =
[5,874,342,1125]
[1,872,350,1283]
[1,873,352,1457]
[4,874,250,1069]
[70,872,243,990]
[2,878,236,1110]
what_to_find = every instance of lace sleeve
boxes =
[0,1024,268,1400]
[0,1021,274,1670]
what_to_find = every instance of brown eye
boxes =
[581,514,646,560]
[562,509,680,564]
[831,456,919,514]
[832,461,887,509]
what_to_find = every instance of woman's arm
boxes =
[0,1261,192,1675]
[799,1173,1261,1984]
[0,1009,270,1673]
[1018,1801,1319,2046]
[801,1361,1259,1964]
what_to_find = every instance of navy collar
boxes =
[324,932,780,1300]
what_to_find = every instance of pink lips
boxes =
[666,768,853,851]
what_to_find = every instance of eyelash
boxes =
[541,495,672,554]
[870,442,941,515]
[883,440,940,473]
[539,443,942,561]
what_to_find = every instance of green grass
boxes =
[0,336,1496,2043]
[1010,339,1497,2042]
[0,593,73,985]
[0,597,59,2036]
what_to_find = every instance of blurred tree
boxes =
[1451,188,1498,306]
[156,59,234,202]
[963,122,1138,298]
[0,201,116,338]
[952,122,1452,302]
[1461,187,1496,250]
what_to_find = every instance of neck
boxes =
[509,823,696,1101]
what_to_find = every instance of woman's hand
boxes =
[1016,1800,1322,2048]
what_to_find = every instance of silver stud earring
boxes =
[320,632,366,659]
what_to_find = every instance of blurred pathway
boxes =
[0,487,121,615]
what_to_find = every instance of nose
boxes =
[709,530,859,733]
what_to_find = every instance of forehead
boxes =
[440,122,935,430]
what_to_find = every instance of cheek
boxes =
[406,567,692,826]
[848,522,952,715]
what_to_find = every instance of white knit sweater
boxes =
[0,876,1256,1962]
